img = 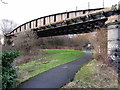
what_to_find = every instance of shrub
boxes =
[2,51,20,90]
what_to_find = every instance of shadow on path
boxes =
[17,51,92,88]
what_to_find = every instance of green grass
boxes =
[73,60,98,88]
[63,60,118,88]
[17,49,85,83]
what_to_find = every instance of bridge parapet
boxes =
[5,1,120,38]
[8,8,105,35]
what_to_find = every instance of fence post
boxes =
[67,12,69,18]
[43,17,46,25]
[36,19,38,27]
[54,15,56,22]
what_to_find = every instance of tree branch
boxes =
[0,0,8,4]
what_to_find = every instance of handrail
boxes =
[9,8,104,34]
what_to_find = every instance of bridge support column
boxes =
[107,19,120,56]
[107,16,120,83]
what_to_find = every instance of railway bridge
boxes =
[5,2,120,56]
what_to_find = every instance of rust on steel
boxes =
[6,6,120,37]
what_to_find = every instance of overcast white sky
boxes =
[0,0,119,25]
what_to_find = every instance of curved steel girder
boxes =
[36,18,107,37]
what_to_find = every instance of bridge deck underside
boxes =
[33,18,107,37]
[6,8,119,38]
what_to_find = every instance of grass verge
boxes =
[16,49,85,83]
[62,60,118,88]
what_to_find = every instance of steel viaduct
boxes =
[5,2,120,56]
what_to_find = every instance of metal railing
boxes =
[9,8,104,34]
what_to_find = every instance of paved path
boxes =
[18,51,92,89]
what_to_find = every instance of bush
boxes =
[2,51,20,90]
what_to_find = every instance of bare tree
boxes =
[0,19,17,34]
[88,28,107,63]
